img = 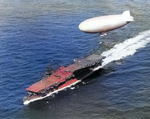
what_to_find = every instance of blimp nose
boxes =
[78,22,87,32]
[79,21,93,32]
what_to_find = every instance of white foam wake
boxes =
[94,30,150,71]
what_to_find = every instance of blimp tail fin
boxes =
[122,11,134,22]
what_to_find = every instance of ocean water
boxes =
[0,0,150,119]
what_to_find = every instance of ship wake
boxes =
[94,30,150,70]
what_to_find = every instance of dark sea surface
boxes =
[1,0,150,119]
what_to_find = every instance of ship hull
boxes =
[23,54,104,105]
[23,78,81,105]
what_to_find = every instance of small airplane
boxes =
[78,11,134,36]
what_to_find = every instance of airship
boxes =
[79,11,134,36]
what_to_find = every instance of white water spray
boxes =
[94,30,150,71]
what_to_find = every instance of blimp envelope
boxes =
[79,11,134,34]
